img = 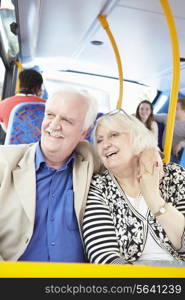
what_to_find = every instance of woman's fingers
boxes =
[138,147,163,179]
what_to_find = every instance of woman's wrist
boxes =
[144,194,165,213]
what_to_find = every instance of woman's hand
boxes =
[138,147,164,180]
[137,148,185,250]
[137,148,164,206]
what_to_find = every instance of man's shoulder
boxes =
[75,141,100,171]
[0,143,36,164]
[75,141,96,162]
[76,140,93,152]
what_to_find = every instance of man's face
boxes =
[40,91,88,166]
[175,102,183,120]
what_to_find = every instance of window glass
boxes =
[43,70,157,114]
[0,0,19,60]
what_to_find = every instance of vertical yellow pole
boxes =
[98,15,123,109]
[160,0,180,163]
[14,61,23,93]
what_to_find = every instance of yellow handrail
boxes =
[14,61,23,93]
[98,15,123,109]
[0,261,185,278]
[160,0,180,163]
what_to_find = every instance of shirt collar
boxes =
[15,93,35,96]
[35,142,76,171]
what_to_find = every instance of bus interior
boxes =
[0,0,185,276]
[1,0,185,163]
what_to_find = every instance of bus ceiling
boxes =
[2,0,185,95]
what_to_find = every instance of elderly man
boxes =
[0,88,99,262]
[154,97,185,162]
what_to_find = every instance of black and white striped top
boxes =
[82,163,185,264]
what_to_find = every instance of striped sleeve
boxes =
[82,180,126,264]
[176,199,185,215]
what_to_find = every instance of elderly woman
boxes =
[82,110,185,265]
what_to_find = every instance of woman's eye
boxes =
[111,132,119,137]
[96,139,103,144]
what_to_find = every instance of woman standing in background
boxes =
[136,100,158,141]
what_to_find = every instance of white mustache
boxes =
[46,127,65,138]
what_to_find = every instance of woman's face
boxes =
[138,103,152,122]
[95,120,135,172]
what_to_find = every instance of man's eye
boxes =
[62,118,73,125]
[46,113,54,118]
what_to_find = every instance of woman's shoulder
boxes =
[151,119,158,127]
[91,169,111,185]
[163,162,185,178]
[92,169,109,180]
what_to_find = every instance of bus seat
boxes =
[156,121,164,151]
[4,102,45,145]
[178,148,185,168]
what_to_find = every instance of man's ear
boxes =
[80,128,90,141]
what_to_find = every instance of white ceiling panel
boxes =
[15,0,185,93]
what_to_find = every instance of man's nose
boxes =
[50,117,61,129]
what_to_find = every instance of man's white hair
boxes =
[46,87,98,130]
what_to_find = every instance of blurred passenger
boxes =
[0,88,99,262]
[0,68,45,131]
[135,100,158,140]
[83,110,185,265]
[154,98,185,162]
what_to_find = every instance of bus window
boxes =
[0,1,19,61]
[0,57,5,100]
[42,70,157,115]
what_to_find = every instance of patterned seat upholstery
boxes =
[5,102,45,144]
[85,112,104,143]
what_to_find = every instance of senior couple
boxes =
[0,88,185,265]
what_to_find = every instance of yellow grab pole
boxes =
[160,0,180,163]
[98,15,123,109]
[14,61,23,93]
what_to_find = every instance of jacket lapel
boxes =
[12,144,37,223]
[73,159,88,222]
[72,141,100,228]
[13,166,36,222]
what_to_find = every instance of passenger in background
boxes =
[0,88,99,262]
[135,100,158,141]
[0,68,45,131]
[154,98,185,163]
[83,110,185,265]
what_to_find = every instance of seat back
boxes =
[156,121,165,151]
[5,102,45,144]
[85,112,104,143]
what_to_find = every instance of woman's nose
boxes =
[102,140,112,149]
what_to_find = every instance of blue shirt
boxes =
[19,142,85,262]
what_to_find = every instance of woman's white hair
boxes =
[47,87,98,130]
[94,111,158,155]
